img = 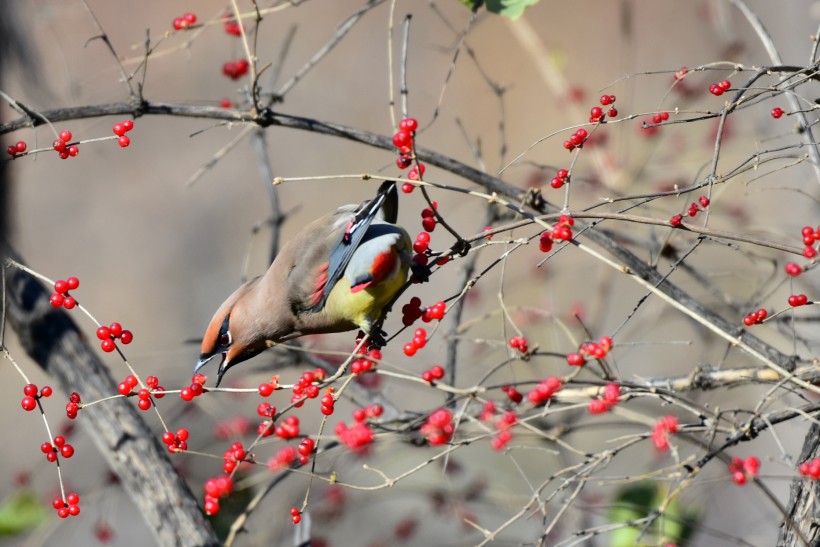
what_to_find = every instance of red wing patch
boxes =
[349,249,399,294]
[308,263,330,308]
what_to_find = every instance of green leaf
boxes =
[0,490,47,536]
[608,482,699,547]
[458,0,541,19]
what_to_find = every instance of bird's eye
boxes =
[219,332,232,346]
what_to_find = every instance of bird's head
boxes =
[195,279,273,387]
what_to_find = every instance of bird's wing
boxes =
[299,181,398,313]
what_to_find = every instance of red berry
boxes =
[96,326,110,340]
[113,123,125,136]
[590,106,603,119]
[40,386,53,398]
[21,396,36,411]
[101,338,116,352]
[62,296,76,309]
[258,383,274,397]
[785,262,802,277]
[137,399,151,411]
[566,352,585,366]
[719,80,731,91]
[403,342,418,357]
[180,387,194,401]
[6,145,16,157]
[771,107,784,119]
[53,139,66,152]
[50,293,65,308]
[123,120,134,132]
[61,444,75,458]
[118,136,131,148]
[399,118,419,132]
[183,12,197,24]
[392,131,412,149]
[59,130,72,142]
[401,182,414,193]
[117,382,131,396]
[120,330,133,344]
[109,323,123,338]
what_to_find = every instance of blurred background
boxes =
[3,0,820,545]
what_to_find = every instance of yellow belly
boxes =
[324,262,408,332]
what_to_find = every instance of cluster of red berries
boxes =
[257,375,279,397]
[588,383,620,414]
[222,59,250,80]
[771,107,784,119]
[393,117,425,182]
[52,492,80,519]
[96,322,133,353]
[117,374,158,411]
[421,408,454,445]
[65,392,81,419]
[798,458,820,479]
[290,507,302,525]
[403,328,428,357]
[419,202,439,233]
[161,428,190,453]
[566,336,613,367]
[674,67,688,81]
[649,111,670,125]
[413,231,432,266]
[788,294,810,307]
[480,400,496,421]
[53,130,79,160]
[223,14,242,36]
[729,456,760,486]
[41,435,75,462]
[669,196,710,227]
[401,297,446,326]
[501,385,523,404]
[49,277,80,309]
[562,128,588,151]
[785,262,802,277]
[799,225,820,258]
[421,364,445,383]
[172,12,197,30]
[590,95,618,123]
[203,474,233,516]
[509,336,529,354]
[550,168,569,189]
[320,391,335,416]
[297,437,315,465]
[742,308,768,326]
[552,214,574,242]
[112,119,134,148]
[20,383,52,412]
[651,415,679,451]
[351,348,380,374]
[6,140,26,158]
[526,376,562,406]
[335,413,375,452]
[273,415,301,440]
[291,369,327,405]
[268,445,298,471]
[709,80,732,96]
[222,441,246,473]
[491,410,517,451]
[179,373,207,401]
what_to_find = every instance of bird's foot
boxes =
[410,262,431,283]
[368,328,388,349]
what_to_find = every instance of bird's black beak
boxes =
[216,357,232,388]
[193,353,227,386]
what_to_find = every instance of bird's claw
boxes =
[410,262,431,283]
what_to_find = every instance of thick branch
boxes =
[3,248,219,547]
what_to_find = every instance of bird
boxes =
[195,180,414,387]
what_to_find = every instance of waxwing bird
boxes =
[196,181,413,387]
